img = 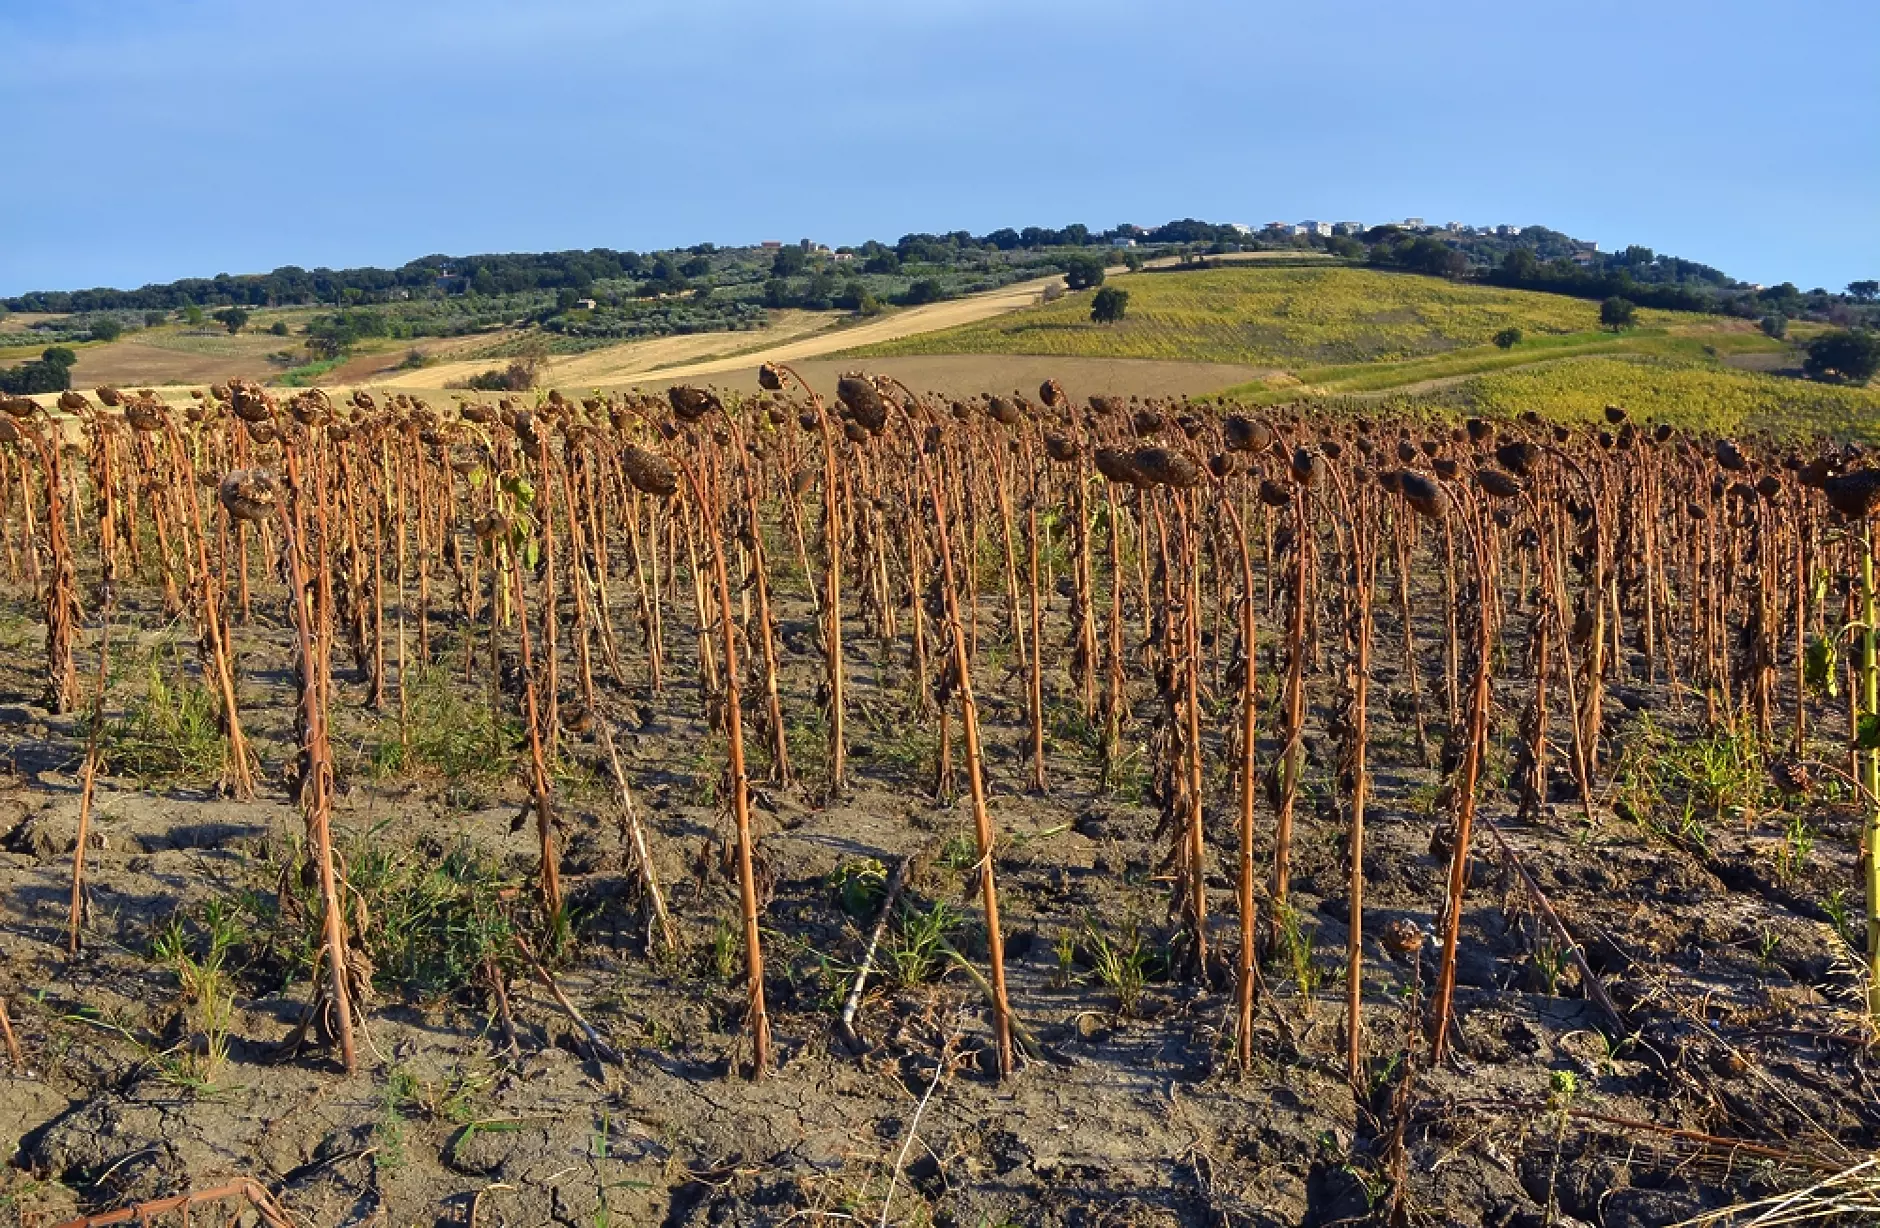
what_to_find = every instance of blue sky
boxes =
[1,0,1874,297]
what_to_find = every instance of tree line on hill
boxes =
[7,217,1868,334]
[5,215,1873,397]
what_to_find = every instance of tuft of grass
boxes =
[870,722,940,783]
[98,654,229,787]
[1612,712,1763,851]
[700,916,740,983]
[886,901,957,987]
[1080,916,1154,1017]
[686,735,726,807]
[937,833,978,873]
[1774,814,1815,883]
[1270,903,1324,1001]
[344,837,525,1000]
[149,902,243,1088]
[183,834,528,1004]
[369,666,520,783]
[374,1065,418,1173]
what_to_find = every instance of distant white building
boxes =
[1402,217,1424,229]
[1290,224,1309,236]
[1228,223,1253,235]
[1444,221,1464,233]
[1496,224,1523,237]
[1300,221,1333,237]
[1336,221,1365,236]
[1110,236,1137,248]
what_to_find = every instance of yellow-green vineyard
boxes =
[843,263,1701,367]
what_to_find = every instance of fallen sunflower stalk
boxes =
[48,1176,294,1228]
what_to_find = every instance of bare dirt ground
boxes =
[0,458,1872,1226]
[61,334,293,389]
[317,333,520,386]
[375,311,841,392]
[1721,351,1804,376]
[367,278,1079,398]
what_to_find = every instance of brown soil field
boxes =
[0,378,1873,1228]
[377,311,841,392]
[318,336,490,386]
[60,334,292,388]
[367,278,1082,397]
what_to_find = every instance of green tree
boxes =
[1493,327,1522,349]
[1759,314,1788,340]
[1599,296,1637,331]
[1804,330,1880,383]
[1090,286,1130,324]
[1063,255,1107,291]
[142,310,165,328]
[269,320,290,336]
[89,317,123,342]
[0,347,77,395]
[1387,236,1466,279]
[1849,280,1879,303]
[214,307,249,334]
[901,278,945,306]
[835,280,884,316]
[182,305,204,326]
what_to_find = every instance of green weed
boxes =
[369,666,520,783]
[828,858,888,919]
[887,901,957,987]
[1775,814,1814,882]
[1270,904,1323,1000]
[1080,916,1153,1017]
[344,837,524,999]
[149,908,239,1089]
[99,653,229,787]
[937,833,978,873]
